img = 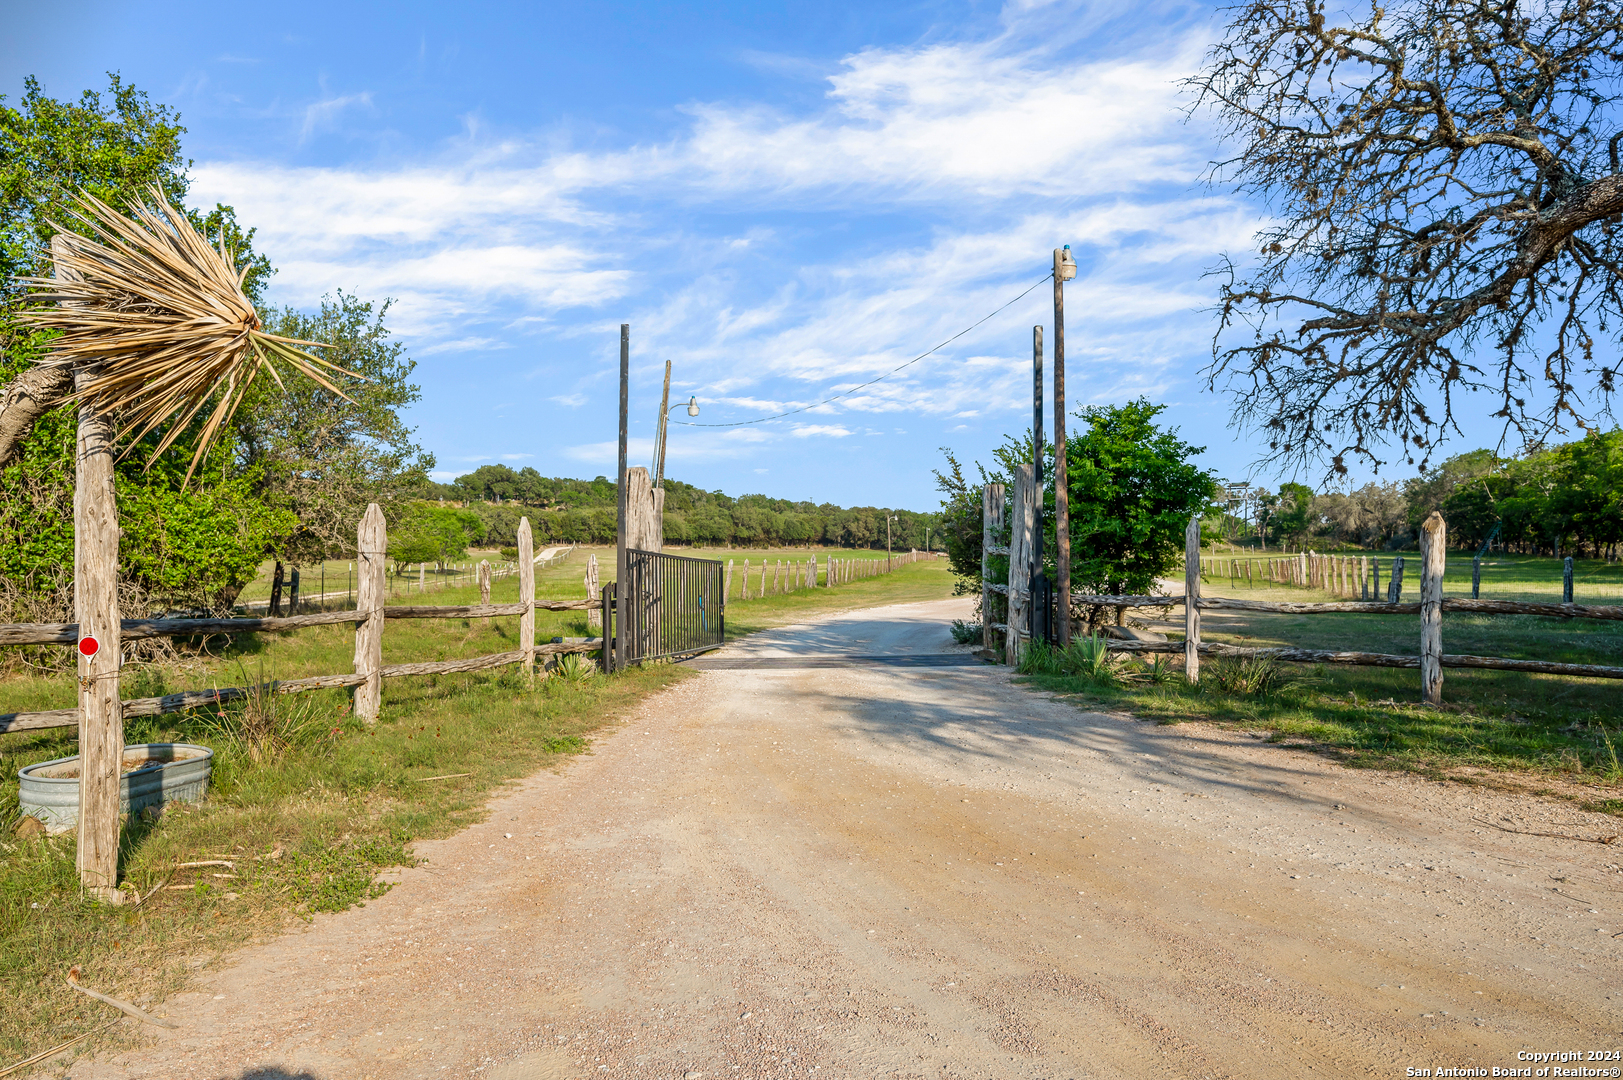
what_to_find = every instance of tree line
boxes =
[408,464,940,560]
[1213,430,1623,559]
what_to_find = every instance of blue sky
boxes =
[4,0,1534,510]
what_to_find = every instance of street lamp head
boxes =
[1054,245,1077,282]
[686,396,700,417]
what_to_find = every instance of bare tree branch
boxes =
[1190,0,1623,475]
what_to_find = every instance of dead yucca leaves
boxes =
[17,185,358,483]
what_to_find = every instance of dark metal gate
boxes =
[602,549,724,670]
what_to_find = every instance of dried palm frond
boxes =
[16,185,357,483]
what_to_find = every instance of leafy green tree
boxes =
[388,504,481,568]
[1269,482,1315,549]
[1060,400,1217,604]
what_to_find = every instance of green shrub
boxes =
[949,619,981,644]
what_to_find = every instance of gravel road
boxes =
[75,597,1621,1080]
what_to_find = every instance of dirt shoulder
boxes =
[71,597,1620,1080]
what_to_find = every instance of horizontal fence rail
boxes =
[1100,639,1623,681]
[1070,593,1623,621]
[0,507,616,740]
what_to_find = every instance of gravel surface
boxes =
[70,597,1621,1080]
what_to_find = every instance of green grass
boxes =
[1038,552,1623,802]
[0,544,953,1067]
[1196,548,1623,604]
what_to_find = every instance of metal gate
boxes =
[602,549,724,670]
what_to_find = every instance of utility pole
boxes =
[1053,246,1076,647]
[887,514,897,571]
[615,324,629,672]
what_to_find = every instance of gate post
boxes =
[1184,516,1201,684]
[63,232,124,901]
[982,482,1005,656]
[1007,464,1036,665]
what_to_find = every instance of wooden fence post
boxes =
[518,517,535,677]
[353,503,386,722]
[1420,512,1446,705]
[1007,464,1036,666]
[982,482,1005,655]
[585,554,601,631]
[479,560,491,605]
[725,559,733,602]
[743,558,751,600]
[63,233,124,901]
[1564,556,1574,604]
[1184,516,1201,683]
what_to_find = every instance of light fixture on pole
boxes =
[651,367,700,490]
[1052,244,1076,646]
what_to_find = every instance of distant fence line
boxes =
[721,549,924,604]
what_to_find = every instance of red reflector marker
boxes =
[78,636,100,658]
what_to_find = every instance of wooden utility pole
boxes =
[1184,516,1201,684]
[1421,511,1446,705]
[1053,247,1071,647]
[518,517,535,676]
[353,503,386,721]
[63,235,123,901]
[615,323,629,672]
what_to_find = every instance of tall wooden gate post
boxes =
[1184,516,1201,683]
[478,559,491,605]
[353,503,386,721]
[1007,464,1036,666]
[518,517,535,676]
[981,482,1005,655]
[62,235,123,900]
[1421,511,1446,705]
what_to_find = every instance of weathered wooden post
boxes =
[981,482,1005,655]
[518,517,535,676]
[725,559,733,602]
[478,560,491,605]
[62,234,123,901]
[1471,555,1481,600]
[742,558,751,600]
[353,503,386,722]
[1390,556,1405,603]
[1007,464,1036,665]
[1420,512,1446,705]
[585,553,601,631]
[1184,516,1201,683]
[1563,556,1574,604]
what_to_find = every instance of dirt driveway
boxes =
[77,597,1620,1080]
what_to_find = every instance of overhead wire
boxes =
[669,270,1055,428]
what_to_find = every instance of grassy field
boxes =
[0,547,953,1067]
[1197,548,1623,603]
[1030,551,1623,805]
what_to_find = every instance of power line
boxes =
[670,271,1055,428]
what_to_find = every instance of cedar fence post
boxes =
[63,234,123,901]
[353,503,386,722]
[518,517,535,677]
[1420,512,1446,705]
[1184,516,1201,683]
[1007,464,1036,666]
[479,560,491,605]
[585,553,601,631]
[982,482,1005,655]
[1563,556,1574,604]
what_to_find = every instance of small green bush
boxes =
[949,619,981,644]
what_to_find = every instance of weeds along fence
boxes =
[719,549,922,604]
[0,506,601,737]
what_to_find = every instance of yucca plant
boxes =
[1063,634,1128,687]
[17,186,357,482]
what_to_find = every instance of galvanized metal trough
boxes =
[18,743,213,833]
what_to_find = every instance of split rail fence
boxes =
[978,482,1623,703]
[0,505,601,737]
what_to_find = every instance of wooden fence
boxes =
[1192,548,1585,605]
[978,488,1623,702]
[720,549,921,604]
[0,506,601,737]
